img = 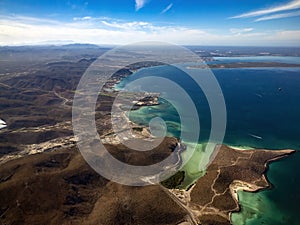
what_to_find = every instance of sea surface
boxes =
[115,56,300,225]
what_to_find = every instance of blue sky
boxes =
[0,0,299,46]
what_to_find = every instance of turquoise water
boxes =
[115,57,300,224]
[231,152,300,225]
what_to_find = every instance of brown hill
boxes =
[0,145,188,225]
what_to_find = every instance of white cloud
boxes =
[0,15,60,25]
[255,10,300,21]
[230,28,254,34]
[101,20,151,30]
[231,0,300,18]
[270,30,300,40]
[161,3,173,14]
[73,16,92,21]
[0,15,299,46]
[135,0,148,11]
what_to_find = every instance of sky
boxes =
[0,0,299,46]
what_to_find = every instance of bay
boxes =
[115,57,300,225]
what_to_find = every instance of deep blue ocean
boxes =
[116,56,300,225]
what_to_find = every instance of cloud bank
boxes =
[0,15,299,46]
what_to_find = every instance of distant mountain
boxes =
[60,43,101,48]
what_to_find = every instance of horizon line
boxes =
[0,43,300,48]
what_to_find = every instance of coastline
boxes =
[187,61,300,70]
[160,145,296,225]
[106,62,298,225]
[229,149,296,224]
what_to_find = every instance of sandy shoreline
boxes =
[228,149,295,223]
[164,146,296,225]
